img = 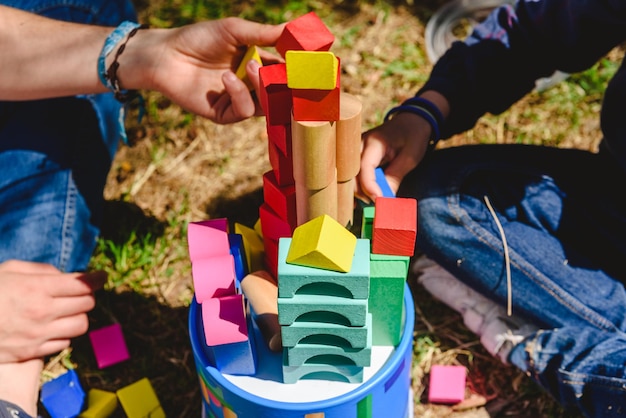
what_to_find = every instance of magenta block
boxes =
[187,220,230,262]
[192,254,236,303]
[428,364,466,404]
[201,294,249,346]
[89,323,130,369]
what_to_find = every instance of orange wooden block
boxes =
[276,11,334,58]
[259,63,292,126]
[263,170,297,230]
[372,197,417,256]
[268,140,294,187]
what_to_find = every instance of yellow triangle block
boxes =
[286,50,338,90]
[286,214,356,273]
[235,45,262,89]
[234,222,265,273]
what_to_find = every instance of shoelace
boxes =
[484,195,512,316]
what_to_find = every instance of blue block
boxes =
[229,233,248,289]
[41,369,86,418]
[375,167,395,198]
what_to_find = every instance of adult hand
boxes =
[357,91,450,202]
[0,260,106,363]
[125,17,285,124]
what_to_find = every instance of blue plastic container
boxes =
[189,283,415,418]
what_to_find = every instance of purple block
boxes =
[89,323,130,369]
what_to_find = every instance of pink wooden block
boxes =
[187,220,230,262]
[428,365,466,404]
[192,254,236,303]
[201,294,249,346]
[89,323,130,369]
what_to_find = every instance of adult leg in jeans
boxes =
[399,144,626,417]
[0,0,137,415]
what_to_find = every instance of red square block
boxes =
[259,202,293,241]
[259,63,292,126]
[276,12,334,58]
[291,62,340,122]
[428,365,466,404]
[263,236,279,279]
[372,197,417,256]
[266,121,291,156]
[268,140,294,187]
[263,170,297,230]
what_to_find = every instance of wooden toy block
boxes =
[357,395,373,418]
[375,167,395,198]
[370,252,410,275]
[259,202,293,241]
[234,222,265,274]
[254,218,263,237]
[268,139,294,187]
[278,237,370,299]
[266,120,291,156]
[79,389,118,418]
[235,45,262,90]
[201,294,249,346]
[292,76,340,121]
[229,233,248,288]
[116,378,165,418]
[305,414,325,418]
[240,270,282,352]
[278,294,368,327]
[337,177,355,229]
[192,254,236,303]
[284,322,372,367]
[295,176,338,226]
[41,369,85,418]
[282,360,364,384]
[372,197,417,256]
[286,214,356,273]
[286,50,338,90]
[281,312,372,349]
[187,219,230,262]
[262,235,279,279]
[428,365,467,404]
[336,92,363,182]
[361,206,375,240]
[369,256,407,346]
[209,314,257,376]
[276,11,334,57]
[259,63,292,126]
[88,323,130,369]
[291,117,336,190]
[263,170,297,229]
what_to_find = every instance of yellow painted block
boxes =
[285,50,338,90]
[254,218,263,238]
[79,389,117,418]
[234,222,265,275]
[286,214,356,273]
[116,378,165,418]
[235,45,262,89]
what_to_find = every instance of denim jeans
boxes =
[400,144,626,417]
[0,0,137,272]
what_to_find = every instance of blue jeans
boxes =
[400,144,626,417]
[0,0,137,272]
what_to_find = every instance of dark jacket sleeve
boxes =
[419,0,626,139]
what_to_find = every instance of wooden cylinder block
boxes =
[337,177,355,229]
[336,92,363,182]
[295,171,338,226]
[291,116,337,190]
[240,270,282,352]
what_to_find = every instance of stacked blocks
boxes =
[187,219,256,376]
[277,215,372,384]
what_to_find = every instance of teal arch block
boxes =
[278,294,368,326]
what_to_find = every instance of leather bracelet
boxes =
[384,102,441,146]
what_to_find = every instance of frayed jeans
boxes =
[0,0,137,272]
[400,144,626,418]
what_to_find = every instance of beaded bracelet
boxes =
[98,21,147,103]
[384,96,444,147]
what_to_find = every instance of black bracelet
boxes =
[104,23,148,103]
[384,102,441,147]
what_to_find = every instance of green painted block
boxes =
[361,206,375,240]
[278,294,368,326]
[370,253,410,276]
[282,351,364,384]
[281,313,372,348]
[277,238,370,299]
[368,265,405,346]
[357,394,373,418]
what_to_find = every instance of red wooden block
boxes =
[291,62,340,122]
[259,64,292,126]
[263,236,279,279]
[266,121,291,157]
[428,365,466,404]
[259,202,293,241]
[268,140,294,187]
[275,12,334,58]
[372,197,417,256]
[263,170,297,230]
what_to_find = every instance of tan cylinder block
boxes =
[336,92,363,182]
[240,270,282,352]
[295,171,338,226]
[336,177,356,229]
[291,116,337,190]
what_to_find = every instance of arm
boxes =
[0,6,284,123]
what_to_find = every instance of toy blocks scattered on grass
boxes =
[275,11,334,57]
[88,323,130,369]
[428,365,467,404]
[116,378,165,418]
[372,197,417,256]
[41,369,85,418]
[286,214,357,273]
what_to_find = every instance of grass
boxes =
[39,0,621,416]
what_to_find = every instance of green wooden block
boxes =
[357,394,373,418]
[282,351,364,384]
[278,294,368,326]
[278,238,370,299]
[281,312,372,348]
[361,206,375,240]
[369,256,406,346]
[370,253,410,276]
